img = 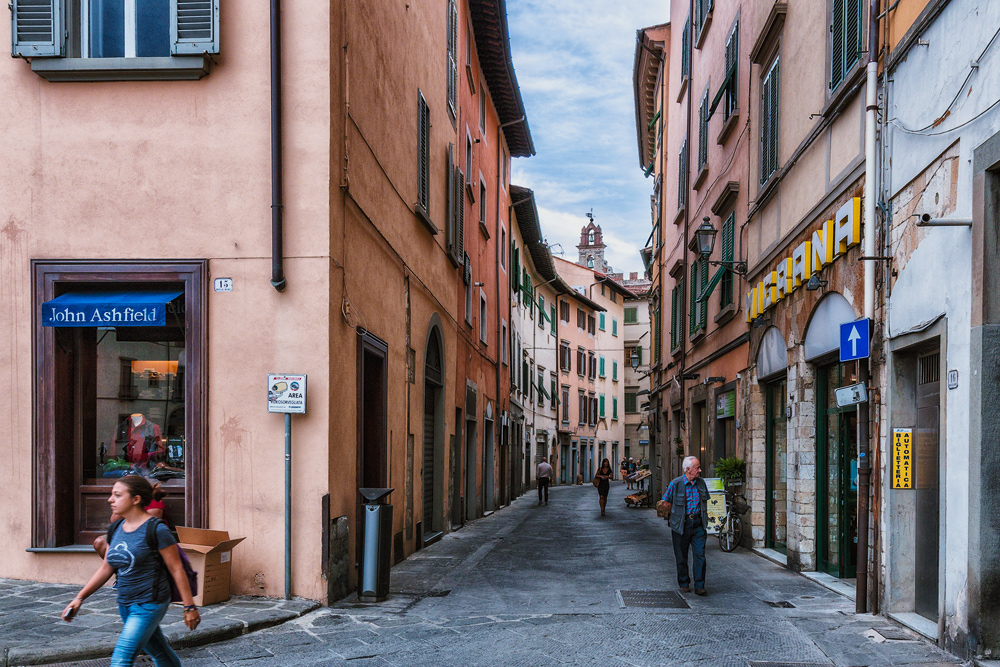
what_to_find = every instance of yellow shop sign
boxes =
[746,197,861,321]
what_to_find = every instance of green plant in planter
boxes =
[675,444,685,459]
[714,456,746,486]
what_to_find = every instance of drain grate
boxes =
[874,627,915,641]
[615,590,690,609]
[764,600,796,608]
[37,657,154,667]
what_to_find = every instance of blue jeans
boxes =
[112,602,181,667]
[671,516,707,589]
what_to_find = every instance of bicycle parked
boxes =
[718,490,750,552]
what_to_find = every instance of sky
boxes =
[506,0,669,277]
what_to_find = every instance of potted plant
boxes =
[673,437,684,460]
[714,456,745,488]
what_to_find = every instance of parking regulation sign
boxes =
[839,318,871,363]
[267,374,307,414]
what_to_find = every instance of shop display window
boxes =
[32,262,205,548]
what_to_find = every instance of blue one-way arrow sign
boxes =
[840,318,871,362]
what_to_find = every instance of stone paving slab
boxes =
[0,579,319,667]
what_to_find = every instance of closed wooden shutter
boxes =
[11,0,62,57]
[678,139,688,208]
[721,213,735,306]
[171,0,220,55]
[446,144,455,254]
[417,93,430,213]
[700,258,709,328]
[455,168,466,264]
[698,89,709,170]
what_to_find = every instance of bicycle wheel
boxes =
[719,513,742,552]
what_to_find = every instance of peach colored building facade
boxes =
[1,0,530,604]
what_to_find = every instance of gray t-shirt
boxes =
[106,519,176,605]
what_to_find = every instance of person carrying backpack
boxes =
[62,476,200,666]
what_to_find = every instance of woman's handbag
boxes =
[592,476,600,487]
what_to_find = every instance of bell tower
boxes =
[577,210,611,273]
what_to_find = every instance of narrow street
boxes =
[173,484,959,667]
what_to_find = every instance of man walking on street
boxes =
[536,458,553,505]
[659,456,709,595]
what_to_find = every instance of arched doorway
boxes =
[422,326,445,544]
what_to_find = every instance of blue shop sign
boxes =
[42,291,182,327]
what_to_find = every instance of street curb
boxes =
[1,600,322,667]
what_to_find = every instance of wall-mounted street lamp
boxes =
[630,349,641,370]
[805,274,828,291]
[694,217,748,276]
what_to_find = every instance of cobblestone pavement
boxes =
[0,579,318,666]
[170,483,963,667]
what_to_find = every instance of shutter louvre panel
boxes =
[447,144,455,254]
[720,213,735,306]
[689,263,697,335]
[698,90,708,170]
[417,93,430,213]
[678,139,687,208]
[455,168,465,263]
[12,0,62,57]
[171,0,220,55]
[700,258,709,329]
[681,19,690,78]
[831,0,845,89]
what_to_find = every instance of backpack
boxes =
[106,517,198,604]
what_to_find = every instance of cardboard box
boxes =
[176,527,246,607]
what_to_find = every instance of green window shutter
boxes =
[612,318,618,336]
[624,307,637,324]
[681,17,690,78]
[670,286,678,350]
[689,263,698,334]
[613,397,618,420]
[600,395,605,418]
[172,0,220,55]
[698,89,709,170]
[830,0,845,89]
[599,313,606,330]
[600,356,605,377]
[550,305,556,334]
[654,306,662,363]
[625,393,637,413]
[612,360,618,381]
[720,213,735,306]
[761,58,780,183]
[700,258,709,329]
[677,139,688,209]
[512,247,520,292]
[12,0,63,57]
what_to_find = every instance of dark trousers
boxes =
[537,477,549,503]
[671,516,707,589]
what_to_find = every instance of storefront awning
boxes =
[42,291,182,327]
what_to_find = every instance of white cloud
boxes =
[507,0,668,276]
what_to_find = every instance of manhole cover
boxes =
[764,600,796,608]
[616,590,690,609]
[38,657,154,667]
[874,627,915,640]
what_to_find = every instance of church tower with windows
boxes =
[577,212,612,273]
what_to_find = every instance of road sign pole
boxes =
[856,352,871,614]
[285,412,292,600]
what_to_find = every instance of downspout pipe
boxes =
[856,0,879,614]
[270,0,287,292]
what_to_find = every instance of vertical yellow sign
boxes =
[892,428,913,489]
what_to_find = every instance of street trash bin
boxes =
[358,487,394,602]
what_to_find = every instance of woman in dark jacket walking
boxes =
[62,476,200,666]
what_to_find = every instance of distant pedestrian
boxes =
[62,476,200,666]
[594,458,613,516]
[536,458,553,505]
[660,456,710,596]
[620,457,628,482]
[626,457,637,489]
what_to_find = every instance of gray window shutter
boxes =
[455,168,466,263]
[11,0,63,57]
[171,0,220,55]
[446,143,455,253]
[417,92,430,213]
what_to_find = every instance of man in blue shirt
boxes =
[660,456,710,595]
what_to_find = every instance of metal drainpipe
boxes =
[270,0,287,292]
[855,0,880,615]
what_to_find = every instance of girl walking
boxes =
[595,458,614,516]
[62,476,200,666]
